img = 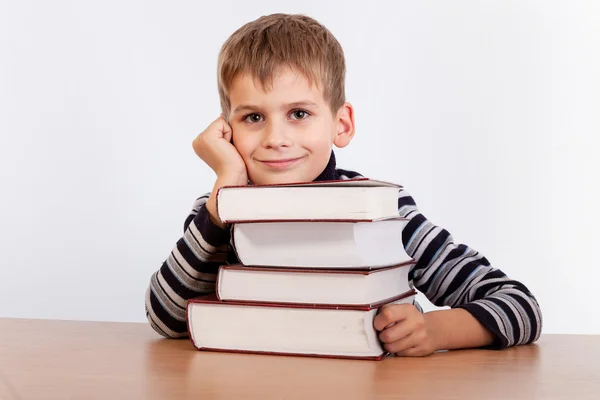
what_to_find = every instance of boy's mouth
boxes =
[258,156,305,170]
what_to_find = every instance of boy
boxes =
[145,13,542,356]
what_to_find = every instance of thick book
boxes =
[216,262,414,305]
[216,178,402,223]
[187,290,417,360]
[231,218,411,268]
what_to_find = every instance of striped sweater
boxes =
[145,153,542,349]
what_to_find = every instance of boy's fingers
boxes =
[205,116,232,141]
[222,127,232,142]
[217,117,233,140]
[383,332,420,354]
[373,304,410,331]
[395,345,425,357]
[378,320,413,344]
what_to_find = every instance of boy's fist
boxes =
[193,116,248,228]
[374,304,438,357]
[192,115,247,183]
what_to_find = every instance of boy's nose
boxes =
[262,120,292,149]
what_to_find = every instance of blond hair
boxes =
[217,13,346,117]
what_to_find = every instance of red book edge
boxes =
[187,347,387,361]
[217,260,415,275]
[186,290,416,360]
[218,177,402,190]
[225,216,409,224]
[216,292,417,310]
[190,289,416,312]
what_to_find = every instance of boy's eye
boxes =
[244,113,264,123]
[290,109,310,120]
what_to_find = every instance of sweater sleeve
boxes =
[145,193,233,338]
[397,189,542,349]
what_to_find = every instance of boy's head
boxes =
[217,13,355,185]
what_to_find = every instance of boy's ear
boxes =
[333,102,355,148]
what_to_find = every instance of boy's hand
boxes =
[192,116,248,228]
[373,304,439,357]
[192,115,247,181]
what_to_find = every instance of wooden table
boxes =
[0,318,598,400]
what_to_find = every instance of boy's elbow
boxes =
[146,308,189,339]
[145,286,190,339]
[527,297,543,345]
[511,292,543,347]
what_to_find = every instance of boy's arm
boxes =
[145,192,233,338]
[398,189,542,349]
[145,116,248,338]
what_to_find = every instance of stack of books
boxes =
[186,178,416,360]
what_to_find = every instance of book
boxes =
[231,218,411,268]
[216,262,415,306]
[216,178,402,223]
[187,290,417,360]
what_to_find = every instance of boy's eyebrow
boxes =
[232,101,319,114]
[284,101,319,109]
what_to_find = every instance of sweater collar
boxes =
[313,151,340,181]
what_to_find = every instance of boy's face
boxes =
[227,68,354,185]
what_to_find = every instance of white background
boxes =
[1,1,598,334]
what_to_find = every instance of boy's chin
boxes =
[248,171,317,186]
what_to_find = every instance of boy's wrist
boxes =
[216,169,248,187]
[205,196,226,229]
[423,312,446,352]
[206,173,248,229]
[423,308,495,352]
